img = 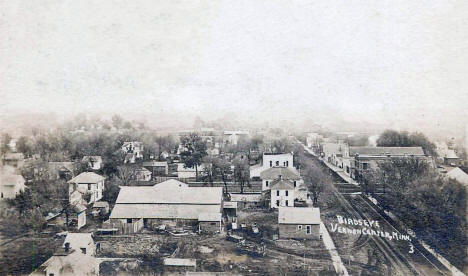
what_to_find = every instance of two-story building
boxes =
[122,141,144,160]
[82,156,102,170]
[68,172,105,204]
[0,166,26,199]
[270,176,295,208]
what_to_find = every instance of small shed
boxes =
[198,212,222,234]
[92,201,110,216]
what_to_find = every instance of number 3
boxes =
[409,244,414,254]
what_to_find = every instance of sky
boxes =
[1,0,467,134]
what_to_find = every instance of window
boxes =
[283,161,286,166]
[306,225,311,234]
[265,181,269,187]
[88,184,91,190]
[298,225,303,230]
[276,190,280,196]
[285,200,289,206]
[286,161,289,167]
[80,248,87,254]
[285,191,288,196]
[210,222,217,226]
[275,161,279,166]
[126,219,132,223]
[269,161,272,167]
[276,200,280,206]
[49,274,54,276]
[363,163,368,170]
[294,181,297,188]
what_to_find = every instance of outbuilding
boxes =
[278,207,321,240]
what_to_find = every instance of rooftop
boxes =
[63,233,94,250]
[278,207,321,225]
[349,146,425,156]
[446,167,468,186]
[68,172,105,184]
[260,167,301,180]
[270,179,294,190]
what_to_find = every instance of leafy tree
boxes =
[377,129,437,156]
[303,162,331,207]
[232,156,250,193]
[0,133,11,155]
[180,133,207,180]
[16,136,32,157]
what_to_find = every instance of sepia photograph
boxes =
[0,1,467,275]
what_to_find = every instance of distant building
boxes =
[223,130,249,146]
[68,172,105,204]
[0,167,26,199]
[143,160,169,176]
[198,212,222,234]
[177,163,205,179]
[82,156,102,170]
[121,141,144,159]
[321,142,348,168]
[278,207,321,239]
[2,152,25,169]
[349,146,426,181]
[445,167,468,186]
[134,167,152,181]
[48,162,75,180]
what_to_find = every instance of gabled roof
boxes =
[68,172,105,184]
[115,181,223,204]
[63,233,94,250]
[0,173,25,185]
[446,167,468,186]
[349,146,425,156]
[270,179,294,190]
[444,150,459,159]
[278,207,320,224]
[260,167,301,180]
[48,162,75,173]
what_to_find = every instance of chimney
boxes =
[64,242,70,253]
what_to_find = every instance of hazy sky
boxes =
[1,0,467,132]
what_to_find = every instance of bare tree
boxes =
[117,165,137,186]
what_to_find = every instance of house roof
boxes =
[93,201,109,208]
[63,233,94,250]
[278,207,321,225]
[444,150,459,159]
[154,179,188,188]
[48,162,75,173]
[68,172,105,184]
[82,156,102,162]
[143,161,168,167]
[260,167,301,180]
[122,141,143,147]
[270,179,294,190]
[35,251,98,275]
[164,258,196,267]
[349,146,425,156]
[198,212,222,222]
[136,167,151,174]
[322,143,346,154]
[115,181,223,204]
[446,167,468,186]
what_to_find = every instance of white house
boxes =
[121,141,144,159]
[250,152,294,179]
[134,167,152,181]
[82,156,102,170]
[0,167,26,199]
[270,177,295,208]
[30,233,99,276]
[68,172,105,204]
[260,167,302,191]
